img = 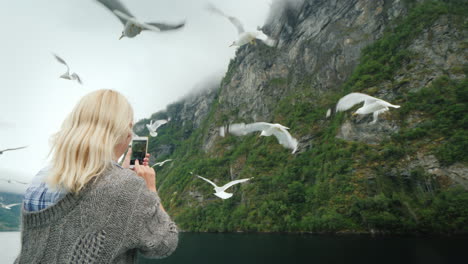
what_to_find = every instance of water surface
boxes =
[2,231,465,264]
[139,232,466,264]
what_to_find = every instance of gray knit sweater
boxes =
[15,164,178,263]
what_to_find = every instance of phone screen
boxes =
[130,139,148,166]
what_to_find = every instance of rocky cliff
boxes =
[135,0,467,234]
[218,0,405,119]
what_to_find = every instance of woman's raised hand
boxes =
[134,153,157,192]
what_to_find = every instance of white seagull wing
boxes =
[95,0,134,25]
[214,192,233,199]
[53,54,70,72]
[112,10,162,31]
[71,73,83,85]
[271,127,298,153]
[227,123,249,136]
[146,22,185,32]
[152,159,173,167]
[336,93,378,112]
[0,146,28,153]
[228,122,272,136]
[374,99,400,109]
[6,203,21,208]
[219,126,226,137]
[152,162,162,167]
[197,175,218,188]
[206,3,245,34]
[146,123,154,133]
[220,178,251,192]
[150,119,169,131]
[12,180,28,185]
[244,122,274,133]
[206,3,227,17]
[227,16,245,35]
[255,31,277,47]
[136,22,161,32]
[161,159,173,165]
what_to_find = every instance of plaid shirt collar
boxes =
[23,162,123,212]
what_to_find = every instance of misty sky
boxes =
[0,0,272,193]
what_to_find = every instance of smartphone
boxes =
[130,136,148,169]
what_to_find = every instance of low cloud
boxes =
[266,0,305,22]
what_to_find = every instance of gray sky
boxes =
[0,0,271,193]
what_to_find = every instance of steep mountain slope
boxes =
[135,0,467,234]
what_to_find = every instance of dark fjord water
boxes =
[138,232,466,264]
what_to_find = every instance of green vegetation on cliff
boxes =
[138,1,467,234]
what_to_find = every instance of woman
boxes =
[16,89,178,263]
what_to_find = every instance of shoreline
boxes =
[3,230,467,242]
[177,230,468,238]
[2,229,466,237]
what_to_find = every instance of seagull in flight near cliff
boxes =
[94,0,185,39]
[194,173,252,199]
[151,159,173,168]
[335,93,400,124]
[0,146,28,156]
[0,203,21,210]
[206,3,276,47]
[146,118,170,137]
[53,54,82,85]
[223,122,298,153]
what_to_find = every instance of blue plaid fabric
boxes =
[23,162,123,212]
[23,167,67,212]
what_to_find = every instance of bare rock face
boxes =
[335,14,466,145]
[408,153,468,190]
[442,163,468,190]
[396,15,467,92]
[134,85,219,158]
[337,118,400,144]
[217,0,406,122]
[202,125,220,153]
[188,190,204,203]
[133,122,147,136]
[176,87,218,129]
[152,144,174,159]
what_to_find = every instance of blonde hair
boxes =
[47,89,134,194]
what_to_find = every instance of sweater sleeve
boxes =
[128,185,179,259]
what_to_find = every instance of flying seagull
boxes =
[206,3,276,47]
[335,93,400,124]
[146,118,170,137]
[194,173,252,199]
[0,203,21,210]
[53,54,82,84]
[0,178,29,185]
[0,146,28,155]
[95,0,185,39]
[151,159,173,168]
[223,122,298,153]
